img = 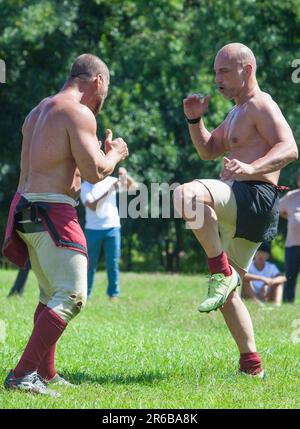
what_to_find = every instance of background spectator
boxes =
[242,242,286,306]
[80,168,137,300]
[279,173,300,303]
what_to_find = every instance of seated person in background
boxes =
[242,242,286,306]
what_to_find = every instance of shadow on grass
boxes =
[60,370,167,386]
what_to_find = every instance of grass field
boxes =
[0,269,299,409]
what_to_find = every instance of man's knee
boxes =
[49,289,87,323]
[173,182,207,220]
[173,184,185,216]
[65,290,87,322]
[69,291,87,312]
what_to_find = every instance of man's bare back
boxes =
[18,90,127,200]
[19,95,82,198]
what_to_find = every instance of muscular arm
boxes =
[67,106,121,184]
[188,119,226,160]
[250,100,298,174]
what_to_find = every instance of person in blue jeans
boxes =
[80,168,137,300]
[85,227,121,299]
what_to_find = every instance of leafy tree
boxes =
[0,0,299,271]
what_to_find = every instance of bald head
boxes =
[216,43,257,73]
[214,43,258,101]
[69,53,109,82]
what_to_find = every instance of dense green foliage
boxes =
[1,270,300,408]
[1,0,299,272]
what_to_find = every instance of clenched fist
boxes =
[183,94,210,120]
[105,129,128,161]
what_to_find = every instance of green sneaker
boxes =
[198,267,240,313]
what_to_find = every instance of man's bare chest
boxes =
[223,106,257,149]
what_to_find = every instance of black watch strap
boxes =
[185,115,201,124]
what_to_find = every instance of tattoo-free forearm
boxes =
[188,119,214,160]
[96,150,121,180]
[251,142,298,174]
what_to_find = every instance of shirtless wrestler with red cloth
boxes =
[2,54,128,395]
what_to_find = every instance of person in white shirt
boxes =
[80,168,137,299]
[242,242,286,306]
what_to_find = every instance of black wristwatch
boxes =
[185,115,201,124]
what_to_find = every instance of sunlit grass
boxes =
[0,269,299,409]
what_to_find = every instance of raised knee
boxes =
[173,184,185,215]
[173,183,198,218]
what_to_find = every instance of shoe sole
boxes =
[5,382,60,397]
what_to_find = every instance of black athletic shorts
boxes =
[231,181,280,243]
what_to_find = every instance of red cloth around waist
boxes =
[2,192,28,268]
[2,193,87,268]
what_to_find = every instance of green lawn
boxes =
[0,269,299,409]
